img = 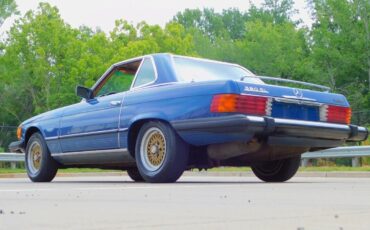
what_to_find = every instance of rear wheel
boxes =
[135,121,189,183]
[251,156,301,182]
[25,133,58,182]
[127,168,144,182]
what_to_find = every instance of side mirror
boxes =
[76,85,93,100]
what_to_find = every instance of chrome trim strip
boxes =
[51,148,128,157]
[128,82,185,93]
[274,97,323,106]
[243,115,350,130]
[246,116,265,123]
[273,117,349,129]
[45,136,58,141]
[257,76,331,92]
[59,129,118,139]
[281,95,317,101]
[240,93,270,98]
[119,128,128,132]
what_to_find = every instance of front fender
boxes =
[22,118,61,154]
[24,124,46,142]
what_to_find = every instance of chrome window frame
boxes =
[130,56,158,90]
[91,56,144,95]
[90,55,158,97]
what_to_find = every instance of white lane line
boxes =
[0,184,242,193]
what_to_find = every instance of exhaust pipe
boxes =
[207,139,261,160]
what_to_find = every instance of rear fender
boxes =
[128,112,169,128]
[126,112,172,157]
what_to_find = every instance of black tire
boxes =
[135,121,189,183]
[251,156,301,182]
[25,133,58,182]
[127,168,144,182]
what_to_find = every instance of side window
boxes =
[132,58,156,88]
[95,60,141,97]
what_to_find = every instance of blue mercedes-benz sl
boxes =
[9,54,368,183]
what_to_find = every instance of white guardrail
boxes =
[0,152,25,169]
[0,146,369,168]
[0,153,24,162]
[301,146,370,167]
[302,146,370,158]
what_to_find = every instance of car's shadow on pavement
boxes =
[50,180,316,184]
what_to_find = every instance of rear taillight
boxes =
[211,94,271,116]
[320,105,351,124]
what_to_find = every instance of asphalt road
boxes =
[0,175,370,230]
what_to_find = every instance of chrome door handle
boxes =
[110,100,121,106]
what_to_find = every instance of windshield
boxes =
[173,56,264,84]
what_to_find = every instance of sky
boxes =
[0,0,312,37]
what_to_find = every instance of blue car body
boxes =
[10,53,368,169]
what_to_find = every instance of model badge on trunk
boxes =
[244,86,269,93]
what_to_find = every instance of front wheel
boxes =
[135,121,189,183]
[25,133,58,182]
[251,156,301,182]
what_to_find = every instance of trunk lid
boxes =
[235,81,349,122]
[237,81,348,107]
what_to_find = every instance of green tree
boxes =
[0,3,112,119]
[236,20,312,80]
[172,8,246,62]
[173,8,234,41]
[309,0,370,111]
[0,0,18,28]
[221,8,248,40]
[173,1,312,80]
[262,0,297,24]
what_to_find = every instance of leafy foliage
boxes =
[309,0,370,111]
[0,0,18,27]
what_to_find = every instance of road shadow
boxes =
[49,180,316,185]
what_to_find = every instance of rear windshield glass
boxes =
[173,57,264,84]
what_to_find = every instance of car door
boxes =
[59,59,142,153]
[59,93,124,153]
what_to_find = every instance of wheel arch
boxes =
[24,126,43,147]
[127,117,173,158]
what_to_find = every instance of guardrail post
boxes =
[352,157,360,167]
[301,158,309,167]
[10,162,16,169]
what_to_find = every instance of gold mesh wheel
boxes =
[27,141,42,175]
[140,127,167,171]
[25,133,59,182]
